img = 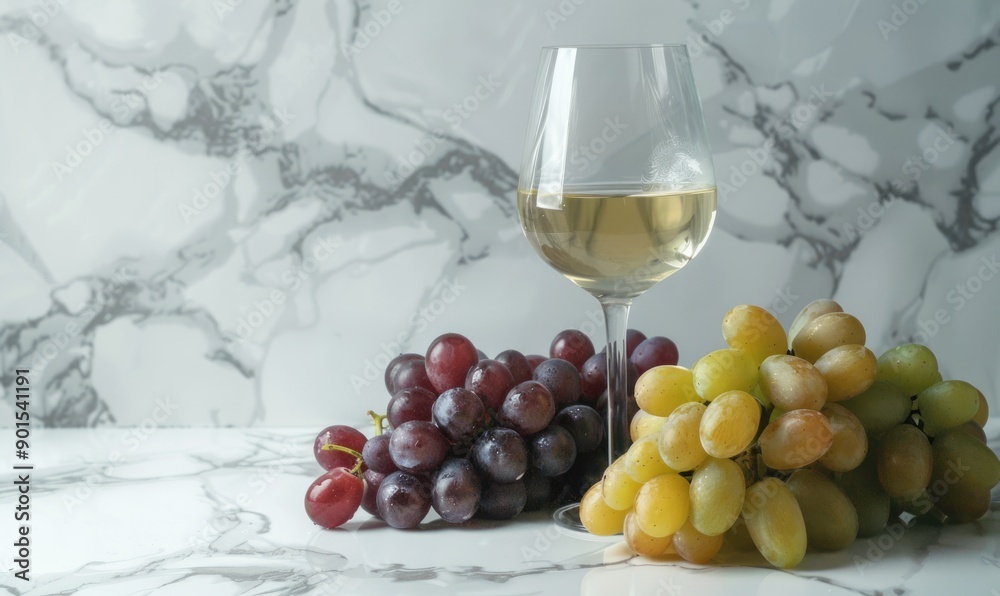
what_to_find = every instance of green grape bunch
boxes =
[580,299,999,569]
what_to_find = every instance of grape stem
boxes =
[368,411,388,436]
[320,443,365,477]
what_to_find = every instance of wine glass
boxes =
[516,44,717,530]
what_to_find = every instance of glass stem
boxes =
[601,298,632,466]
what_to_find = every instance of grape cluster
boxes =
[583,300,999,569]
[304,329,682,529]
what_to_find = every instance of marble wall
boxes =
[1,0,998,427]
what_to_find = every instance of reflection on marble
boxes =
[0,428,997,595]
[0,1,999,426]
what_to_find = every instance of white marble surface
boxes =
[1,427,997,595]
[0,1,999,427]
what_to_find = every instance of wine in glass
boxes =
[516,44,717,529]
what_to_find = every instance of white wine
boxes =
[518,186,717,298]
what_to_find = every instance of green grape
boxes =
[837,445,890,537]
[721,516,755,553]
[634,365,699,417]
[751,383,771,408]
[657,402,709,472]
[956,420,988,443]
[624,434,677,483]
[839,381,911,436]
[785,469,858,550]
[791,312,866,363]
[689,457,745,536]
[819,403,868,472]
[580,482,628,536]
[721,304,788,366]
[972,389,989,427]
[672,519,724,564]
[813,344,877,402]
[634,473,690,538]
[759,409,834,470]
[876,344,941,397]
[905,426,997,523]
[631,410,668,441]
[742,478,807,569]
[916,380,980,436]
[788,299,843,349]
[692,348,759,401]
[699,390,761,458]
[759,354,828,411]
[602,456,643,510]
[930,427,1000,495]
[624,511,673,557]
[935,482,992,522]
[877,424,932,500]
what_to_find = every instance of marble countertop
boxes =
[4,426,999,596]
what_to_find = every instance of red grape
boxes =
[304,468,364,528]
[580,352,607,405]
[388,420,449,474]
[472,428,528,484]
[432,387,487,444]
[549,329,595,370]
[386,387,436,428]
[625,329,647,358]
[362,433,397,475]
[496,349,532,384]
[425,333,479,394]
[385,353,423,394]
[477,481,527,520]
[360,469,385,518]
[532,358,581,408]
[529,425,577,477]
[465,359,516,412]
[391,358,436,394]
[554,405,604,453]
[377,471,432,529]
[313,425,367,471]
[631,336,679,375]
[498,380,556,436]
[432,458,482,523]
[525,354,546,372]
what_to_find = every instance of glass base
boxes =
[552,503,623,540]
[553,503,586,531]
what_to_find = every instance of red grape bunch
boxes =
[304,329,682,529]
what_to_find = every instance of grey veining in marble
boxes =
[0,1,999,426]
